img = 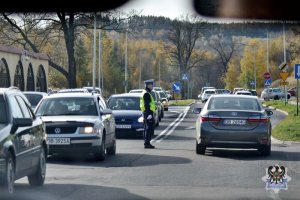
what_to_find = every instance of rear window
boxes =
[205,90,215,94]
[0,95,7,124]
[208,97,261,111]
[24,93,43,106]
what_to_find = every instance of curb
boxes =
[264,104,300,144]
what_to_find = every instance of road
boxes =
[8,101,300,200]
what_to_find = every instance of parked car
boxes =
[232,87,244,94]
[216,89,231,94]
[23,91,48,110]
[35,93,116,160]
[0,87,48,195]
[164,91,172,100]
[108,93,145,137]
[287,87,296,97]
[200,86,216,95]
[193,95,273,156]
[261,88,291,100]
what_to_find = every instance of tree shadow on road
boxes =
[205,148,300,161]
[47,153,191,168]
[2,183,149,200]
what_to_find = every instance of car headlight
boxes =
[138,116,144,123]
[79,126,100,134]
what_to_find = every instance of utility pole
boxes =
[124,26,128,93]
[283,23,287,105]
[158,58,161,86]
[92,13,97,91]
[254,48,256,91]
[139,50,142,89]
[266,30,270,101]
[98,29,102,90]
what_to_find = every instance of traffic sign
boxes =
[295,64,300,79]
[172,82,181,93]
[182,74,188,80]
[279,72,289,81]
[279,62,288,72]
[281,81,289,86]
[250,80,255,86]
[263,72,270,79]
[264,79,272,86]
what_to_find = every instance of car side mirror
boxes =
[11,118,33,134]
[192,107,202,114]
[265,110,273,116]
[100,109,112,115]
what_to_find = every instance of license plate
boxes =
[223,119,246,126]
[116,124,131,129]
[47,138,70,145]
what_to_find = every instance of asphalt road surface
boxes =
[7,101,300,200]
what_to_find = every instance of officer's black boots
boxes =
[144,143,155,149]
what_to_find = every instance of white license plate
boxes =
[223,119,246,126]
[116,124,131,129]
[47,138,70,145]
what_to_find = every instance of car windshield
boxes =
[35,97,97,116]
[24,93,44,107]
[108,96,140,110]
[208,97,261,111]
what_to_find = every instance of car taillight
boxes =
[201,115,221,122]
[248,116,268,123]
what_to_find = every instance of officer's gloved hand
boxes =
[147,115,152,120]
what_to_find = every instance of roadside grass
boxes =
[263,100,300,141]
[169,99,195,106]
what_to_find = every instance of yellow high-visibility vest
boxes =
[140,90,156,112]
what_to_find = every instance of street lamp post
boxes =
[124,27,128,93]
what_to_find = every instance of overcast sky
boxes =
[120,0,197,20]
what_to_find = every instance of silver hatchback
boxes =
[193,95,273,156]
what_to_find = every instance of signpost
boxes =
[263,72,271,101]
[279,64,289,105]
[295,64,300,116]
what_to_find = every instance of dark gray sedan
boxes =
[193,95,273,156]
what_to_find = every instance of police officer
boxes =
[140,79,156,149]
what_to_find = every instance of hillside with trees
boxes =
[1,13,299,98]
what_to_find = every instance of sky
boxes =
[120,0,197,20]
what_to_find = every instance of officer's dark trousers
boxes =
[143,113,154,145]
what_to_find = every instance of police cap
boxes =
[144,79,154,86]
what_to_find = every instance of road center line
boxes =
[151,112,184,142]
[156,107,189,143]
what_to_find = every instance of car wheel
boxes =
[106,137,116,155]
[274,95,279,100]
[258,145,271,156]
[161,110,164,118]
[159,113,162,122]
[0,152,15,195]
[164,107,168,111]
[196,142,206,155]
[95,136,106,161]
[156,118,159,127]
[28,147,46,186]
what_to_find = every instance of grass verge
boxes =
[169,99,195,106]
[263,100,300,141]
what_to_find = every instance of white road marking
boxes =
[185,126,195,130]
[155,107,189,143]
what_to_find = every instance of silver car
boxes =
[35,93,116,160]
[193,95,273,156]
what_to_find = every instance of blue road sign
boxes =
[295,64,300,79]
[172,82,181,93]
[250,80,255,86]
[264,78,272,86]
[182,74,188,80]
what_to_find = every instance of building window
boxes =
[0,58,10,87]
[13,61,24,91]
[26,63,35,91]
[36,65,46,92]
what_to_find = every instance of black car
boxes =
[0,87,48,195]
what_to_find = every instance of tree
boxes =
[166,15,208,98]
[224,58,241,90]
[1,11,137,88]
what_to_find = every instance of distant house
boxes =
[0,45,49,92]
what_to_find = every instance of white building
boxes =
[0,45,49,92]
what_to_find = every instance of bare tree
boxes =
[1,11,138,88]
[165,15,208,98]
